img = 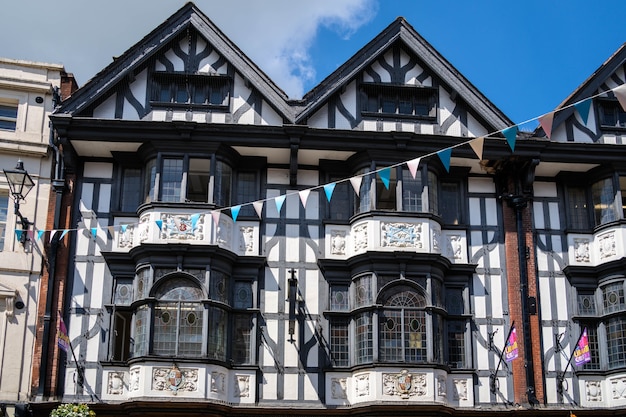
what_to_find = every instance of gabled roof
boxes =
[55,2,294,121]
[549,42,626,130]
[295,17,513,130]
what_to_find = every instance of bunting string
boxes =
[16,84,626,242]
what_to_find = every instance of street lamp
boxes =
[3,160,34,245]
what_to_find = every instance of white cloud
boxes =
[1,0,377,98]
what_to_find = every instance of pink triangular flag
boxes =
[538,112,555,139]
[299,189,311,208]
[253,201,264,219]
[350,177,362,196]
[211,211,221,226]
[469,137,485,159]
[614,84,626,112]
[406,157,421,179]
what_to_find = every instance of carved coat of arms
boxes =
[396,370,412,396]
[168,364,184,392]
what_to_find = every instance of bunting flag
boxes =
[90,227,98,238]
[211,210,221,226]
[502,126,518,152]
[538,112,555,139]
[155,219,163,230]
[299,189,311,208]
[275,194,286,214]
[230,206,241,222]
[37,230,45,241]
[437,148,451,172]
[573,327,592,366]
[350,176,362,196]
[378,167,391,190]
[253,201,264,219]
[574,99,591,125]
[469,137,484,160]
[614,84,626,112]
[120,224,127,233]
[191,213,201,229]
[323,183,336,202]
[57,312,70,353]
[49,230,57,243]
[14,230,23,242]
[504,326,519,362]
[407,157,421,179]
[60,230,69,240]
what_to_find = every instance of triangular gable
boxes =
[296,17,512,132]
[56,2,294,122]
[546,43,626,134]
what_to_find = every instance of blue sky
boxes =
[2,0,624,125]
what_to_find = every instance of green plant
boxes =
[50,403,96,417]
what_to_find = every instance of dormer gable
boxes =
[55,3,293,126]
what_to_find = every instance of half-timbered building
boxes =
[31,3,626,416]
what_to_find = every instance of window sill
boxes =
[361,111,436,122]
[150,101,229,112]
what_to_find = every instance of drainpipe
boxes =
[37,87,65,398]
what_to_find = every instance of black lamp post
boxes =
[3,160,35,245]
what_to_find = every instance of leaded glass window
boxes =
[603,282,625,314]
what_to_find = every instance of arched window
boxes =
[153,277,204,356]
[379,286,427,362]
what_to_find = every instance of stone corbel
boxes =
[0,287,19,319]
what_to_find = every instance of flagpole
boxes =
[556,327,588,399]
[490,321,515,395]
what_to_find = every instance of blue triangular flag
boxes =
[437,148,452,172]
[15,230,23,241]
[120,224,127,233]
[91,227,98,238]
[378,167,391,189]
[190,213,200,230]
[60,230,69,240]
[37,230,45,241]
[503,126,518,152]
[574,99,591,125]
[155,219,163,230]
[275,195,286,214]
[323,183,336,202]
[231,205,241,222]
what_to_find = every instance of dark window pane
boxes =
[121,168,142,212]
[567,186,589,229]
[186,158,210,203]
[447,320,466,368]
[330,319,349,367]
[0,193,8,251]
[161,158,183,202]
[402,168,423,212]
[440,181,461,225]
[232,314,252,364]
[607,316,626,369]
[0,103,17,131]
[236,171,257,217]
[328,179,351,220]
[214,161,232,207]
[592,177,617,225]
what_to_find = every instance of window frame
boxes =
[597,98,626,130]
[360,83,437,121]
[0,100,18,131]
[150,72,231,111]
[0,191,8,251]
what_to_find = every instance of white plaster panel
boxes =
[401,122,414,132]
[542,326,557,372]
[298,169,318,187]
[539,277,553,321]
[308,104,328,128]
[420,123,434,134]
[84,162,113,179]
[534,181,557,198]
[267,169,290,186]
[467,113,488,137]
[468,177,495,193]
[305,233,317,263]
[362,120,377,130]
[533,202,545,229]
[489,274,504,318]
[470,231,484,265]
[484,198,498,226]
[468,198,482,226]
[305,191,319,220]
[262,371,278,400]
[286,192,300,219]
[286,226,299,262]
[473,274,486,318]
[283,373,299,400]
[305,269,319,314]
[304,373,318,400]
[263,268,279,314]
[90,262,106,309]
[548,202,561,229]
[237,107,255,125]
[555,277,569,320]
[98,184,111,213]
[284,324,299,367]
[86,315,100,362]
[75,226,91,257]
[382,121,395,132]
[92,93,116,119]
[305,321,319,368]
[261,100,282,126]
[475,326,490,370]
[536,245,549,271]
[210,112,226,123]
[265,189,282,219]
[72,264,86,308]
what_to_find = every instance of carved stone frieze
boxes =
[107,371,125,395]
[355,373,369,397]
[239,226,254,254]
[598,232,616,260]
[211,371,225,394]
[331,377,347,399]
[453,379,468,400]
[432,227,441,252]
[330,230,346,255]
[234,375,250,397]
[129,367,140,392]
[152,365,198,393]
[574,238,590,262]
[139,215,150,242]
[118,224,134,248]
[612,378,626,399]
[437,375,447,399]
[160,213,204,241]
[381,222,422,248]
[217,218,232,248]
[586,380,602,402]
[353,224,368,252]
[446,234,463,260]
[382,370,426,399]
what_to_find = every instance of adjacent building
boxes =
[0,58,75,416]
[30,3,626,415]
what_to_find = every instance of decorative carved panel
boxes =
[382,370,426,399]
[234,375,250,397]
[612,378,626,400]
[160,213,204,241]
[139,215,150,242]
[381,222,421,248]
[152,365,198,393]
[118,224,134,248]
[453,379,467,400]
[353,224,368,252]
[574,238,590,262]
[355,373,370,397]
[107,371,125,395]
[211,371,225,394]
[331,377,347,399]
[598,232,616,260]
[586,380,602,402]
[446,235,463,260]
[239,226,254,254]
[129,367,140,392]
[330,230,346,255]
[437,375,447,399]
